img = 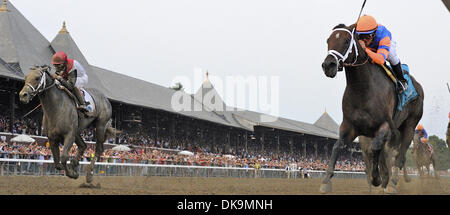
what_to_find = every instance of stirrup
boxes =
[397,81,407,94]
[77,105,89,112]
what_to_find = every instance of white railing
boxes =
[0,158,367,179]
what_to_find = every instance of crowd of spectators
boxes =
[0,115,40,136]
[0,112,366,172]
[0,139,366,172]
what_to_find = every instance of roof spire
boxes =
[59,21,68,34]
[206,70,209,81]
[324,107,327,113]
[0,0,8,12]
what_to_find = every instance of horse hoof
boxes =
[319,182,332,194]
[384,186,396,194]
[79,183,101,189]
[371,176,381,187]
[66,172,79,179]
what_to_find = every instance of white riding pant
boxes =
[387,39,400,66]
[75,74,88,89]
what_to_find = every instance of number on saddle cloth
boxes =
[81,89,95,113]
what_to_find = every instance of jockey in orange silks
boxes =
[356,15,408,94]
[414,124,433,154]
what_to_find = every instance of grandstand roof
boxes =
[193,72,227,112]
[0,60,22,80]
[0,0,52,77]
[314,111,339,135]
[231,109,339,139]
[192,72,250,130]
[91,65,240,129]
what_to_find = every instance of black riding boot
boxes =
[73,88,89,112]
[392,62,408,94]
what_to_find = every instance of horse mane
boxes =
[30,65,50,72]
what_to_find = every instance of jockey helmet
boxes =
[356,15,378,34]
[416,124,424,131]
[52,51,68,65]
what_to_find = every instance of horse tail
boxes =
[104,119,122,140]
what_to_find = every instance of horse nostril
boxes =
[20,92,29,101]
[329,61,336,68]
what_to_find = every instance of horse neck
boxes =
[344,65,374,96]
[38,82,67,120]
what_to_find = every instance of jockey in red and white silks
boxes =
[71,60,88,89]
[51,51,89,112]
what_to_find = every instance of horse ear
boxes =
[332,23,347,30]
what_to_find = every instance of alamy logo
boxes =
[170,68,280,122]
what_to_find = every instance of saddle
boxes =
[55,81,95,117]
[379,63,418,111]
[419,142,434,156]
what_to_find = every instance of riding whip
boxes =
[22,104,41,119]
[355,0,367,28]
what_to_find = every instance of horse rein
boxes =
[27,67,56,97]
[327,28,368,70]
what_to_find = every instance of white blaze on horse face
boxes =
[336,33,340,39]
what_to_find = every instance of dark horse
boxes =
[320,24,424,193]
[19,65,119,186]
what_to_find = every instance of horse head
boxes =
[322,24,366,78]
[19,65,53,104]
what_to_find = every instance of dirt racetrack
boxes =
[0,176,449,195]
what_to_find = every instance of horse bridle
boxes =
[27,66,56,97]
[327,28,367,71]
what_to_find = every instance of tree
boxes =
[170,82,184,91]
[429,135,450,170]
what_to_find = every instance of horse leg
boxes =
[60,132,78,179]
[86,123,107,184]
[49,138,64,171]
[431,154,440,179]
[320,121,356,193]
[371,122,391,187]
[359,136,373,193]
[396,127,415,183]
[70,134,87,174]
[379,146,391,191]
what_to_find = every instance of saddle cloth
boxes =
[81,89,96,113]
[382,64,419,111]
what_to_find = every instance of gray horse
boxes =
[19,65,119,185]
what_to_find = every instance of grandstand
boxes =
[0,0,361,162]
